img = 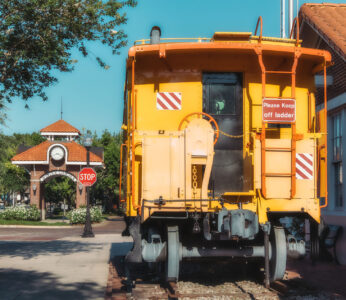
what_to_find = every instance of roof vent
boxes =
[150,26,161,44]
[212,32,252,42]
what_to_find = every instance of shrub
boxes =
[0,206,40,221]
[67,206,102,224]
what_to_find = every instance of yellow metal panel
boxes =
[266,177,291,199]
[136,82,202,131]
[265,139,291,174]
[142,133,184,201]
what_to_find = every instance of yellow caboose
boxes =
[120,18,331,285]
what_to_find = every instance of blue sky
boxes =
[2,0,344,136]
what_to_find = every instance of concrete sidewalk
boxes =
[0,234,133,300]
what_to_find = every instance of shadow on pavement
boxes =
[0,268,103,300]
[0,240,103,259]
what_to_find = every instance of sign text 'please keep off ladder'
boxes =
[262,98,296,123]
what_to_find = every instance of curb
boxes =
[0,218,120,229]
[0,224,78,229]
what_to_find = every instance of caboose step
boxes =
[265,173,292,177]
[265,147,292,152]
[223,191,255,196]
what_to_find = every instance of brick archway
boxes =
[11,120,103,220]
[35,171,86,220]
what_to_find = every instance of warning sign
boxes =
[262,98,296,123]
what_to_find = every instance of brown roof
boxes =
[40,120,80,134]
[300,3,346,59]
[11,141,103,163]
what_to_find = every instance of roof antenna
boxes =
[281,0,286,38]
[60,97,63,120]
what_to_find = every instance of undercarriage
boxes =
[124,210,310,286]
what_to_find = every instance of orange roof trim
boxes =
[40,120,81,134]
[11,141,103,165]
[128,41,332,65]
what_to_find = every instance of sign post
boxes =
[79,167,96,237]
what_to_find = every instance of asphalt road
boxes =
[0,216,126,241]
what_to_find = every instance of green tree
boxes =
[0,0,136,105]
[0,162,29,197]
[0,132,45,198]
[0,99,6,125]
[90,130,121,211]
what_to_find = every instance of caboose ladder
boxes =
[256,47,301,199]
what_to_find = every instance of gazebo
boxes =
[11,120,103,219]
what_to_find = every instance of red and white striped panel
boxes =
[296,153,313,180]
[156,92,182,110]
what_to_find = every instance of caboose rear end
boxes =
[120,19,331,285]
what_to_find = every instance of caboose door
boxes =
[203,73,243,196]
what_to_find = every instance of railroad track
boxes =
[105,256,341,299]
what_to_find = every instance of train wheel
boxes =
[270,226,287,281]
[166,225,180,282]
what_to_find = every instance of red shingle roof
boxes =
[300,3,346,59]
[40,120,80,134]
[11,141,103,163]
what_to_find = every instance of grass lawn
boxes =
[0,219,70,226]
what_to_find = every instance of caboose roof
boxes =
[128,35,331,72]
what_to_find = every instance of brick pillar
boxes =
[76,182,86,208]
[29,168,46,220]
[40,183,46,220]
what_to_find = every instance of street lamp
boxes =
[78,183,83,195]
[82,133,94,238]
[32,184,37,195]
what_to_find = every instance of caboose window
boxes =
[332,112,343,208]
[333,112,342,162]
[203,73,241,116]
[208,84,237,115]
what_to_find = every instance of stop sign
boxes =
[79,168,97,186]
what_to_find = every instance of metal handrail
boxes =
[130,59,139,210]
[119,143,126,202]
[134,37,210,45]
[254,16,263,43]
[320,59,328,209]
